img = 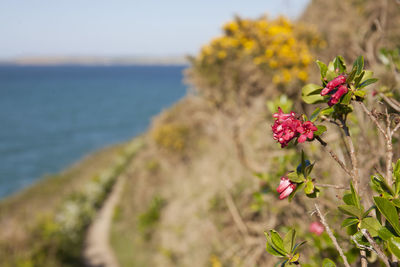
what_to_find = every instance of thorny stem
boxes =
[340,118,360,192]
[315,136,352,178]
[361,229,391,267]
[314,203,351,267]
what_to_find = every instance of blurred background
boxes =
[0,0,399,266]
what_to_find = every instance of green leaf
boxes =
[371,174,394,195]
[322,258,336,267]
[340,91,352,105]
[306,186,320,198]
[360,70,373,82]
[346,67,357,83]
[291,241,307,254]
[270,230,287,254]
[304,180,315,195]
[320,106,334,116]
[360,217,382,237]
[333,55,346,73]
[394,159,400,195]
[288,182,305,202]
[350,182,362,210]
[354,90,366,98]
[354,70,365,87]
[392,199,400,208]
[351,231,369,246]
[353,56,364,75]
[358,78,378,89]
[302,94,326,104]
[373,197,400,235]
[310,107,321,122]
[378,226,394,241]
[316,60,328,78]
[289,253,300,263]
[343,193,356,206]
[314,125,327,136]
[287,172,304,183]
[283,229,296,253]
[266,241,285,257]
[338,205,362,218]
[302,83,323,96]
[389,236,400,258]
[326,70,337,81]
[341,217,359,228]
[304,163,314,177]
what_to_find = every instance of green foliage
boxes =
[265,229,306,266]
[17,138,144,266]
[138,196,165,240]
[301,56,378,120]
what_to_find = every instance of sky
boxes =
[0,0,310,59]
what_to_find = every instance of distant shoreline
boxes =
[0,55,189,67]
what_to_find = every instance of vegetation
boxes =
[2,0,400,266]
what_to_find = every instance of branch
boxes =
[361,229,391,267]
[379,93,400,113]
[314,203,351,267]
[315,136,352,178]
[359,102,388,139]
[385,108,394,186]
[223,188,249,236]
[340,118,360,192]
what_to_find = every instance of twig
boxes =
[314,183,348,190]
[359,102,388,139]
[392,122,400,135]
[379,93,400,113]
[340,119,360,192]
[385,108,394,186]
[315,136,352,178]
[361,229,391,267]
[360,250,368,267]
[222,188,249,236]
[314,203,351,267]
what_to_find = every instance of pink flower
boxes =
[309,221,324,235]
[277,177,291,193]
[320,75,346,96]
[272,108,318,147]
[279,183,296,200]
[328,85,348,106]
[297,121,318,143]
[272,108,302,148]
[277,176,296,200]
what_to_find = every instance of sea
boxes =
[0,65,188,198]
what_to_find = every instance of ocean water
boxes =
[0,65,188,198]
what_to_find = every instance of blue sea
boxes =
[0,65,188,198]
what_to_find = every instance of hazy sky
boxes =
[0,0,310,59]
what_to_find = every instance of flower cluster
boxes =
[320,75,348,106]
[277,176,296,200]
[272,107,318,147]
[196,16,325,85]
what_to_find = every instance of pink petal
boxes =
[279,184,296,200]
[298,134,307,143]
[277,177,290,193]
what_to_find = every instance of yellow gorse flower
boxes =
[195,15,325,86]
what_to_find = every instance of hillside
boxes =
[1,0,400,266]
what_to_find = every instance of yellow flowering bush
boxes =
[152,123,189,153]
[187,16,325,109]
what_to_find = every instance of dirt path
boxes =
[83,174,126,267]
